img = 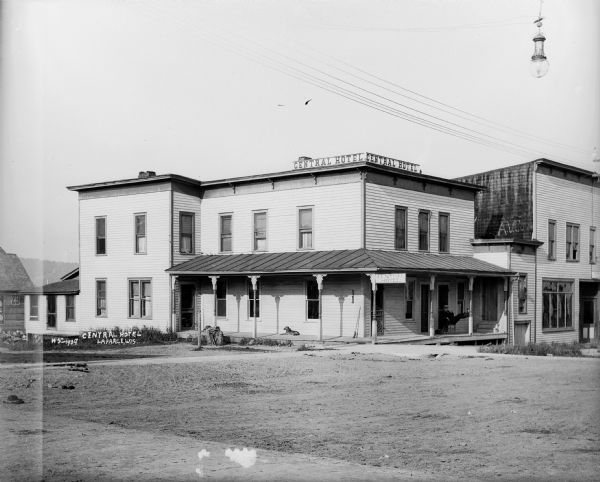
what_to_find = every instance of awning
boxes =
[167,249,513,277]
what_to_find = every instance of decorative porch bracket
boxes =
[249,275,260,338]
[314,274,326,342]
[468,276,475,335]
[429,275,436,337]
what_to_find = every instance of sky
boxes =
[1,0,599,262]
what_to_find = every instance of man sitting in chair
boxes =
[439,305,469,334]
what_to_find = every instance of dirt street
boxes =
[1,345,598,481]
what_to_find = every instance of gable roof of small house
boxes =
[21,278,79,295]
[0,248,34,292]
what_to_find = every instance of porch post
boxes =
[468,276,475,335]
[314,274,326,342]
[368,275,377,344]
[170,274,176,333]
[209,275,219,323]
[429,275,436,337]
[249,275,260,339]
[503,277,509,335]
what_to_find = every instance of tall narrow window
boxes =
[566,223,579,261]
[180,212,195,254]
[306,278,319,319]
[96,280,107,317]
[405,280,414,319]
[66,295,76,321]
[129,279,152,318]
[248,280,260,318]
[457,282,465,314]
[590,227,597,264]
[518,274,527,314]
[395,207,407,250]
[438,213,449,253]
[96,217,106,255]
[30,295,39,320]
[253,211,267,251]
[299,207,313,249]
[220,215,232,252]
[216,279,227,317]
[135,214,147,254]
[547,220,556,260]
[418,211,430,251]
[47,295,56,328]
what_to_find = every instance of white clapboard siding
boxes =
[365,183,475,255]
[201,181,362,254]
[172,190,202,266]
[78,190,172,332]
[24,294,80,335]
[198,275,365,338]
[534,172,600,343]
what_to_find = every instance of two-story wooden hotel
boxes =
[23,153,599,344]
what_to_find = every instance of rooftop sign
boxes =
[293,152,420,173]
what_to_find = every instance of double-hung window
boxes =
[180,212,195,254]
[220,214,232,252]
[96,280,107,317]
[216,279,227,317]
[405,280,415,319]
[253,211,267,251]
[30,295,39,320]
[518,274,527,314]
[590,227,597,264]
[248,280,260,318]
[542,280,573,330]
[299,207,313,249]
[566,223,579,261]
[547,220,556,260]
[438,212,449,253]
[129,279,152,319]
[457,282,465,314]
[96,217,106,255]
[134,214,147,254]
[306,278,319,320]
[66,295,76,321]
[418,210,430,251]
[395,207,407,250]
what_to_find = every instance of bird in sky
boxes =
[305,99,312,105]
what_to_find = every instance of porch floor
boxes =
[177,329,507,346]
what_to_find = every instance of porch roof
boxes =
[167,249,513,277]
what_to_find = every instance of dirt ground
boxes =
[1,344,599,481]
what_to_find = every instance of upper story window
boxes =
[547,220,556,260]
[438,212,449,253]
[66,295,76,321]
[566,223,579,261]
[394,206,407,250]
[418,210,430,251]
[96,279,107,317]
[134,214,147,254]
[253,211,267,251]
[590,227,597,264]
[96,217,106,255]
[180,212,195,254]
[30,295,39,320]
[220,214,232,253]
[298,207,313,250]
[129,279,152,319]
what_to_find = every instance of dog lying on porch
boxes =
[282,326,300,336]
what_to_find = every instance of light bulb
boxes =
[530,58,549,78]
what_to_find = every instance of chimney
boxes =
[138,171,156,179]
